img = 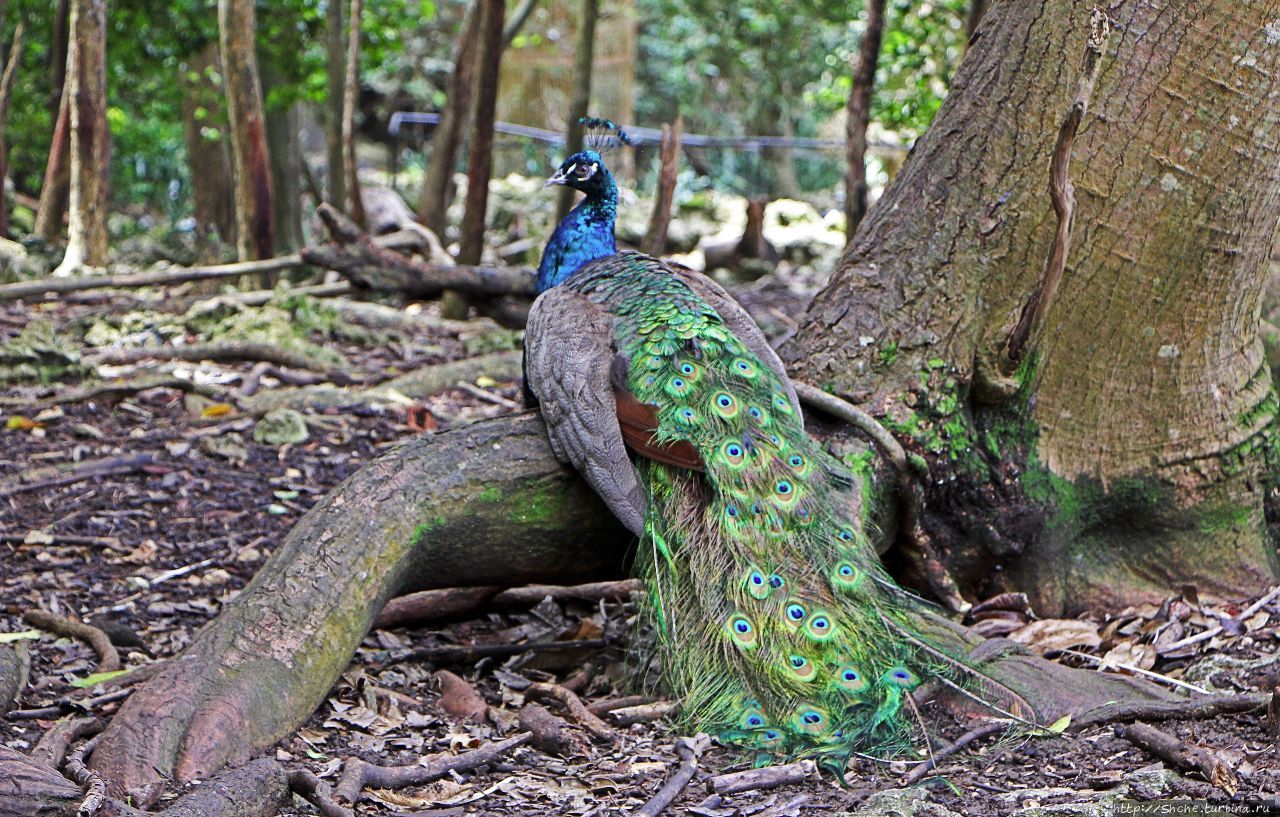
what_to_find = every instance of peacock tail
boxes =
[556,251,943,767]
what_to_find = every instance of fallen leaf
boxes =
[1008,619,1101,654]
[201,402,235,418]
[1100,641,1157,672]
[5,415,41,431]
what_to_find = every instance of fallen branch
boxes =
[0,254,305,303]
[63,734,106,816]
[288,770,353,817]
[491,578,642,606]
[707,760,814,795]
[1115,722,1238,795]
[5,687,133,721]
[373,586,502,629]
[31,717,105,769]
[900,719,1013,785]
[608,702,681,726]
[22,610,121,673]
[633,734,709,817]
[519,702,588,756]
[1,532,124,550]
[390,639,608,667]
[8,374,225,410]
[0,453,156,500]
[586,695,654,716]
[526,682,617,743]
[304,203,535,300]
[334,731,532,805]
[85,342,359,385]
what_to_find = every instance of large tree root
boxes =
[89,411,627,806]
[88,413,1195,806]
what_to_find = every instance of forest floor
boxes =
[1,280,1278,817]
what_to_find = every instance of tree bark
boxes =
[342,0,364,227]
[555,0,598,222]
[33,87,71,242]
[179,41,236,258]
[325,0,345,209]
[52,0,109,276]
[263,64,303,254]
[219,0,274,262]
[49,0,69,121]
[417,2,480,239]
[641,115,681,257]
[967,0,988,44]
[783,0,1280,613]
[844,0,885,239]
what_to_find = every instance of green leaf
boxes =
[0,630,41,644]
[273,489,300,501]
[1045,713,1072,734]
[70,669,130,688]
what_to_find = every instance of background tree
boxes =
[325,0,345,209]
[218,0,273,261]
[52,0,108,275]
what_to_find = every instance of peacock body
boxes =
[525,148,946,768]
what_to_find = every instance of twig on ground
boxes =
[30,717,104,769]
[519,702,588,756]
[62,733,105,815]
[23,610,121,673]
[9,374,225,409]
[5,686,134,721]
[1115,721,1238,795]
[608,702,681,726]
[289,769,354,817]
[901,719,1013,785]
[455,379,522,409]
[0,453,157,500]
[0,254,306,302]
[707,759,814,795]
[334,731,532,804]
[586,694,655,716]
[1159,583,1280,654]
[85,342,360,385]
[2,532,125,550]
[373,586,502,629]
[388,638,607,667]
[491,579,642,606]
[526,682,618,743]
[633,733,709,817]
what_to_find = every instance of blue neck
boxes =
[536,172,618,293]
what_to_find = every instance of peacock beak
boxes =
[545,164,573,187]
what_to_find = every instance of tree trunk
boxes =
[52,0,109,276]
[844,0,885,239]
[263,63,303,254]
[0,21,25,238]
[555,0,598,222]
[34,90,71,242]
[218,0,274,262]
[417,2,480,239]
[448,0,505,317]
[179,41,236,259]
[342,0,364,227]
[325,0,345,209]
[783,0,1280,614]
[49,0,69,121]
[967,0,988,43]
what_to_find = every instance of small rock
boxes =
[253,408,309,445]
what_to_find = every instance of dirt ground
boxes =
[2,291,1278,816]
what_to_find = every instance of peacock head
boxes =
[545,150,613,198]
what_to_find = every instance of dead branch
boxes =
[22,610,121,673]
[526,682,617,743]
[4,686,133,722]
[1115,722,1238,795]
[1,532,124,549]
[0,453,157,499]
[586,695,654,716]
[8,374,225,409]
[84,342,359,385]
[1004,8,1110,366]
[63,734,106,815]
[642,115,683,256]
[288,770,352,817]
[304,203,535,300]
[30,717,104,769]
[334,731,531,805]
[708,760,814,795]
[633,734,710,817]
[373,586,502,629]
[391,639,608,667]
[608,702,681,726]
[0,254,305,302]
[519,702,588,756]
[900,719,1013,785]
[492,578,642,606]
[1071,692,1269,731]
[240,349,522,416]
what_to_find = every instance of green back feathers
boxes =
[562,251,937,766]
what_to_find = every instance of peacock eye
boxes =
[575,164,593,179]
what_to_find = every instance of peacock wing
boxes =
[524,286,648,535]
[669,265,802,418]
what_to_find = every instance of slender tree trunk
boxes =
[264,82,303,254]
[33,88,70,242]
[556,0,598,222]
[448,0,504,318]
[325,0,344,209]
[844,0,885,240]
[784,0,1280,614]
[0,22,24,238]
[502,0,539,48]
[343,0,364,227]
[418,2,481,239]
[49,0,69,122]
[52,0,109,276]
[179,41,235,259]
[218,0,274,262]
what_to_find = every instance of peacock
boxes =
[523,138,973,769]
